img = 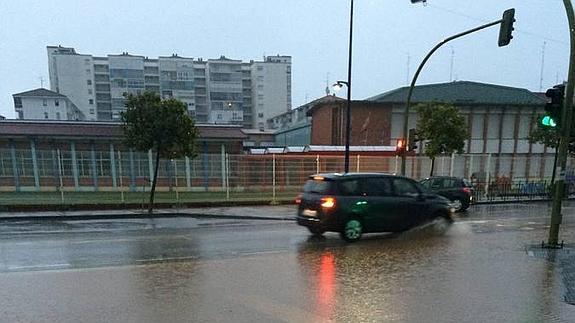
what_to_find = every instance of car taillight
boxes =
[320,197,336,208]
[463,187,471,194]
[295,194,302,205]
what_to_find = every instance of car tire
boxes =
[452,198,467,212]
[307,227,325,236]
[340,218,363,242]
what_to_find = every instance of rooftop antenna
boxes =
[539,41,546,92]
[325,72,331,95]
[39,76,45,88]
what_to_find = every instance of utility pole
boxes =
[546,0,575,248]
[344,0,354,173]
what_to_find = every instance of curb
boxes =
[0,200,295,213]
[0,212,296,222]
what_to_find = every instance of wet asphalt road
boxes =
[2,202,575,322]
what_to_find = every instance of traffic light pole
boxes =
[400,19,502,175]
[547,0,575,247]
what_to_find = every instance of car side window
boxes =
[430,178,442,190]
[339,179,361,196]
[362,178,392,196]
[392,178,420,197]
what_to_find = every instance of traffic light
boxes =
[396,139,406,155]
[408,128,419,151]
[498,8,515,47]
[541,84,565,128]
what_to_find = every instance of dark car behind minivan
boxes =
[420,176,474,212]
[296,173,453,242]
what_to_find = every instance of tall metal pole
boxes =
[344,0,354,173]
[547,0,575,247]
[400,19,501,175]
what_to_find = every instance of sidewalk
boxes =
[0,205,298,222]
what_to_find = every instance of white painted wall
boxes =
[19,97,67,120]
[49,54,96,120]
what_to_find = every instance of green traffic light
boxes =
[541,115,557,127]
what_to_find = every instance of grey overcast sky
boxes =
[0,0,569,119]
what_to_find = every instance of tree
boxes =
[416,102,469,176]
[121,92,198,213]
[529,122,560,149]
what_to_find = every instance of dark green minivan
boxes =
[296,173,454,242]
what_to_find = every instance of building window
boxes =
[86,69,91,75]
[54,100,59,106]
[42,99,47,106]
[258,113,264,118]
[87,80,92,85]
[56,112,61,120]
[88,89,93,95]
[217,114,222,120]
[257,66,263,71]
[89,99,94,105]
[44,112,49,119]
[89,109,95,114]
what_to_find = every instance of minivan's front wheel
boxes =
[452,198,469,212]
[340,219,363,242]
[451,198,463,212]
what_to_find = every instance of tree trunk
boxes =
[429,157,435,177]
[148,147,162,214]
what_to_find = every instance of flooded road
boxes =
[1,202,575,322]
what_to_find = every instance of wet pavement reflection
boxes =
[1,202,575,322]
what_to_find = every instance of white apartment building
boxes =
[47,46,96,120]
[46,46,291,128]
[251,55,291,130]
[13,88,84,121]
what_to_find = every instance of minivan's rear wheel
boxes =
[340,219,363,242]
[307,227,325,236]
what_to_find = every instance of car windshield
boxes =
[420,179,431,190]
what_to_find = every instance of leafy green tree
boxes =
[529,121,559,147]
[416,102,469,176]
[529,117,575,154]
[121,92,198,213]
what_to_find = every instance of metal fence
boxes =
[1,148,574,204]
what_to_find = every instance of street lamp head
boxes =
[332,81,348,92]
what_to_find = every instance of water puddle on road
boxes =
[396,218,471,240]
[527,244,575,306]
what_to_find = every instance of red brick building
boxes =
[307,100,393,146]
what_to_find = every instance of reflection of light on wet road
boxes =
[317,251,335,319]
